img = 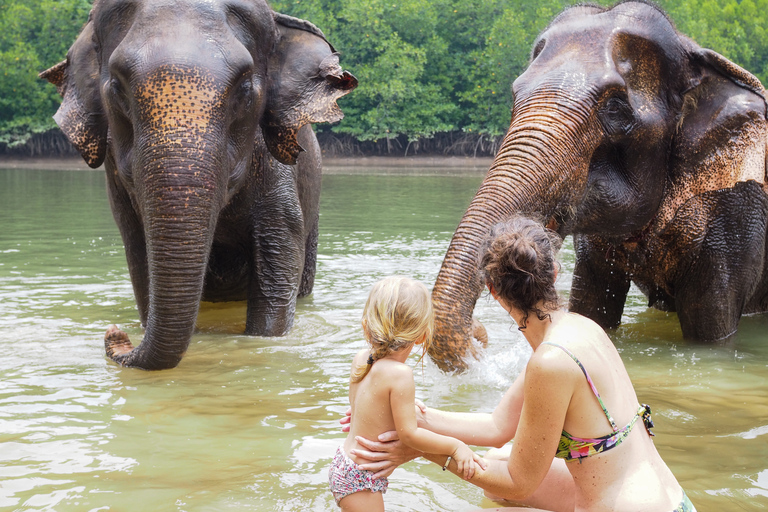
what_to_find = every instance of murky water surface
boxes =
[0,166,766,511]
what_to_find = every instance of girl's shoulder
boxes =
[369,358,414,388]
[352,347,370,365]
[374,357,413,376]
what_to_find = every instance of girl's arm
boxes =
[419,368,526,448]
[389,364,485,479]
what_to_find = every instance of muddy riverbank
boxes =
[0,155,494,174]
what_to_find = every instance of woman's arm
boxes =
[420,368,526,448]
[437,354,572,500]
[348,368,527,477]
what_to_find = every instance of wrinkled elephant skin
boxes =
[430,1,768,372]
[40,1,357,370]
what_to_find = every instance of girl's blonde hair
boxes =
[350,276,434,383]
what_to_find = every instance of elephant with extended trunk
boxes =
[40,0,357,370]
[430,1,768,372]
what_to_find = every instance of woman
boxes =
[345,216,695,512]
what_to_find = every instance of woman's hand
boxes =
[414,398,428,427]
[340,408,351,432]
[350,431,423,479]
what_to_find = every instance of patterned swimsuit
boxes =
[328,446,388,505]
[541,342,654,460]
[542,342,696,512]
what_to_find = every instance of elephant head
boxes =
[430,1,768,372]
[41,0,356,370]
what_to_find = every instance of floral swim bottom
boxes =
[328,446,388,506]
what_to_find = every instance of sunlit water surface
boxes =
[0,166,766,511]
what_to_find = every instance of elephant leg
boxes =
[295,125,322,299]
[569,234,630,329]
[673,181,768,341]
[298,214,318,298]
[105,167,150,325]
[246,163,305,336]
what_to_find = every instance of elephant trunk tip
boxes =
[472,317,489,347]
[105,324,186,370]
[429,320,487,373]
[104,324,136,366]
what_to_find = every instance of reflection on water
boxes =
[0,167,766,511]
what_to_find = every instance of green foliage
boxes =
[3,0,768,153]
[0,0,91,147]
[659,0,768,85]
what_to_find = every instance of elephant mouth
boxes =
[545,205,578,238]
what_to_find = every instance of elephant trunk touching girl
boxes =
[429,1,768,372]
[41,0,356,370]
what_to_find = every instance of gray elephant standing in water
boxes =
[429,1,768,372]
[41,0,357,370]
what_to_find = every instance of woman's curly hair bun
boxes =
[479,215,562,328]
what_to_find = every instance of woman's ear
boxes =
[487,281,498,300]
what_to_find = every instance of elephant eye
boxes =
[598,95,635,136]
[603,97,627,114]
[234,77,255,111]
[91,33,103,66]
[109,78,131,115]
[532,39,546,60]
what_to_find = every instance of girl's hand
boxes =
[451,443,486,480]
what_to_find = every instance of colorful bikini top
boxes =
[541,342,654,461]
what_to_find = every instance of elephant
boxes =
[40,0,357,370]
[429,1,768,372]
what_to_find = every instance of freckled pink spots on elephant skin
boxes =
[430,1,768,372]
[40,1,357,370]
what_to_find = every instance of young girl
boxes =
[328,276,484,510]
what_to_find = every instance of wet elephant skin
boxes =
[40,0,357,370]
[430,1,768,372]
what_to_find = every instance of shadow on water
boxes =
[0,167,766,511]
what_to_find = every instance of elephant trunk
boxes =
[108,154,224,370]
[430,92,601,372]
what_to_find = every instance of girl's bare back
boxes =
[344,349,403,463]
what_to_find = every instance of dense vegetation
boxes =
[2,0,767,156]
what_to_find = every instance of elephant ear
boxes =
[39,20,107,168]
[673,45,767,184]
[262,13,358,165]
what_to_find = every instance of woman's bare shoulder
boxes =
[527,343,581,383]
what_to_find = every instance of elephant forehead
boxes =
[543,2,679,57]
[134,66,226,131]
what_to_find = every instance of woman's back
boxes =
[544,313,681,512]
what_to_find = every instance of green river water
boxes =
[0,166,766,511]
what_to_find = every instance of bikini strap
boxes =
[541,341,618,431]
